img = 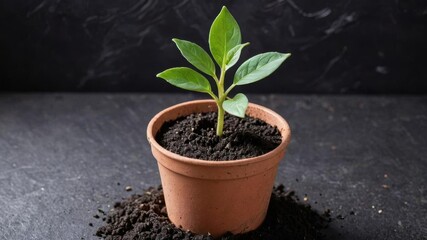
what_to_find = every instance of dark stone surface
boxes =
[0,93,426,239]
[1,1,427,93]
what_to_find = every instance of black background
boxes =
[1,0,427,93]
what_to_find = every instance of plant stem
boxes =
[224,83,235,97]
[216,102,224,136]
[216,65,226,137]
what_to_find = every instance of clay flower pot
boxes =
[147,99,291,237]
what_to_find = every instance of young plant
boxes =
[156,6,290,137]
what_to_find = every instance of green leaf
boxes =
[172,38,216,77]
[156,67,212,93]
[234,52,291,86]
[223,93,248,118]
[226,42,249,70]
[209,6,241,67]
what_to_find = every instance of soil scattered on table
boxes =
[156,112,282,161]
[95,185,331,240]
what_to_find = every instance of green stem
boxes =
[213,75,220,84]
[207,91,219,102]
[216,65,226,137]
[224,83,236,97]
[216,102,225,136]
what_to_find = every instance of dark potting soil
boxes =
[156,112,282,161]
[95,185,330,240]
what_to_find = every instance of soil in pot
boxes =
[95,185,331,240]
[156,112,282,161]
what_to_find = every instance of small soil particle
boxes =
[156,112,282,161]
[98,209,106,215]
[125,186,132,192]
[96,185,330,240]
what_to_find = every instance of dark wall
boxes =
[1,0,426,93]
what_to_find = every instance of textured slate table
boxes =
[0,94,426,240]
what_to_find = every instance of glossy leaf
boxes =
[156,67,212,93]
[209,6,241,67]
[172,38,216,77]
[226,42,249,70]
[234,52,291,86]
[223,93,248,118]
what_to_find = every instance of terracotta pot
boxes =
[147,100,291,237]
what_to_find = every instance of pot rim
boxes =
[147,99,291,167]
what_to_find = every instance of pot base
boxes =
[96,185,330,239]
[159,161,278,236]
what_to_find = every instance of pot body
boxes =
[147,100,291,237]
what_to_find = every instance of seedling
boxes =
[157,6,290,136]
